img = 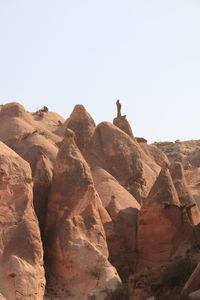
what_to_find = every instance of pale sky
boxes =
[0,0,200,143]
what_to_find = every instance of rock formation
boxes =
[45,129,120,299]
[155,139,200,210]
[0,101,199,299]
[170,162,200,226]
[0,141,45,300]
[137,166,194,271]
[89,121,160,202]
[113,99,135,139]
[58,104,96,160]
[92,166,140,281]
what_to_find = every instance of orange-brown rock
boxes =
[186,168,200,209]
[170,162,200,226]
[113,115,135,140]
[90,122,160,202]
[137,167,194,271]
[0,102,62,235]
[139,143,169,168]
[0,141,45,299]
[56,104,96,159]
[154,139,200,210]
[32,152,53,237]
[45,129,120,299]
[92,166,140,280]
[183,262,200,294]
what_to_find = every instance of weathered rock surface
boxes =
[113,115,135,140]
[170,162,200,226]
[0,141,45,300]
[92,166,140,280]
[56,104,96,159]
[89,122,160,202]
[45,129,120,299]
[0,101,199,299]
[154,139,200,209]
[33,152,53,237]
[137,167,194,271]
[183,262,200,294]
[0,102,63,235]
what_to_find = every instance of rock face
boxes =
[137,167,194,271]
[90,121,160,202]
[154,140,200,209]
[0,102,63,235]
[32,152,53,237]
[92,166,140,281]
[113,115,135,140]
[45,129,120,299]
[61,104,96,159]
[170,162,200,226]
[0,141,45,300]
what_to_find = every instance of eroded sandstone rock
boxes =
[90,121,159,202]
[0,141,45,300]
[92,166,140,281]
[45,129,120,299]
[137,167,194,271]
[170,162,200,226]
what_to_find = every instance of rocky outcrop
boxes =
[32,152,53,237]
[92,166,140,281]
[113,115,135,140]
[0,141,45,300]
[137,167,194,271]
[113,99,135,140]
[0,102,62,237]
[90,122,161,203]
[155,139,200,210]
[170,162,200,226]
[56,104,96,159]
[45,129,120,299]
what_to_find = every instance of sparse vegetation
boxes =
[104,283,130,300]
[159,256,197,289]
[134,256,197,299]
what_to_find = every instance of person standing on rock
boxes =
[116,99,122,118]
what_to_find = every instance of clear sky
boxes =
[0,1,200,143]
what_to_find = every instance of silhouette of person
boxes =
[116,99,122,118]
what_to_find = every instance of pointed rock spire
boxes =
[65,104,96,156]
[45,128,120,299]
[146,165,181,207]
